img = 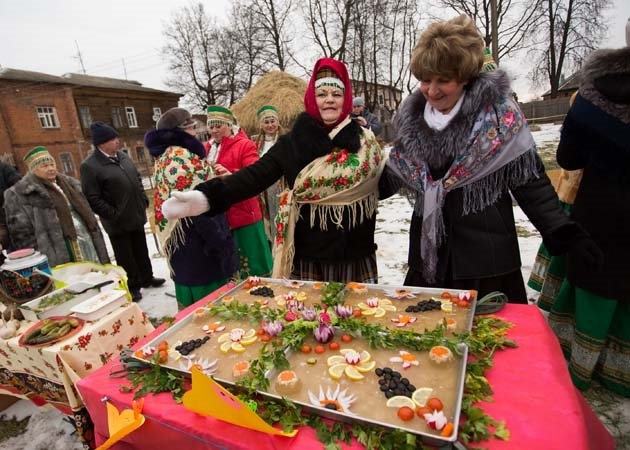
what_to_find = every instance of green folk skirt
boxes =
[232,220,273,279]
[548,282,630,397]
[175,278,230,308]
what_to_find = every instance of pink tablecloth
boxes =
[77,288,614,450]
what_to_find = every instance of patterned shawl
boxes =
[389,95,536,282]
[153,147,215,264]
[272,117,386,278]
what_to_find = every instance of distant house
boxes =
[351,80,403,142]
[541,72,580,100]
[0,68,181,178]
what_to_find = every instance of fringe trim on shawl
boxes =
[309,192,379,231]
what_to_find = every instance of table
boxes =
[77,289,614,450]
[0,302,154,449]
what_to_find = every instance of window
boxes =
[378,94,384,106]
[59,153,75,175]
[135,146,146,163]
[36,106,59,128]
[111,107,123,129]
[125,106,138,128]
[78,106,92,129]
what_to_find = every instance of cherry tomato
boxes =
[352,309,362,318]
[440,422,454,437]
[426,397,444,411]
[397,406,415,421]
[157,349,168,364]
[440,291,452,299]
[329,342,340,350]
[301,344,312,354]
[243,282,252,290]
[157,340,168,352]
[457,300,469,308]
[314,345,326,354]
[341,334,353,343]
[256,328,265,335]
[416,406,432,418]
[260,335,271,342]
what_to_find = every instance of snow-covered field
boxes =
[2,123,627,449]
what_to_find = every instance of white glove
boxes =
[162,191,210,220]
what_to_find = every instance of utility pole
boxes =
[74,41,87,74]
[122,59,128,80]
[491,0,499,65]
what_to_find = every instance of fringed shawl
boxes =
[272,117,386,278]
[388,70,539,282]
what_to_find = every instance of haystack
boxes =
[231,71,307,136]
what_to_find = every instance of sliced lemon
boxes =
[356,302,369,310]
[217,332,231,343]
[359,350,371,362]
[327,355,346,366]
[231,342,247,353]
[382,304,397,312]
[328,363,347,380]
[168,349,182,361]
[360,308,376,316]
[411,387,433,407]
[344,365,364,381]
[380,299,393,306]
[240,335,258,345]
[339,348,354,356]
[220,341,232,353]
[356,360,376,372]
[440,300,453,313]
[373,307,386,318]
[386,395,416,409]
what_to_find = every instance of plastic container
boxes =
[0,248,53,302]
[70,290,128,321]
[19,283,96,322]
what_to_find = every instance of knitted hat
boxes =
[91,121,119,146]
[23,146,55,171]
[207,105,235,127]
[352,97,365,107]
[156,107,196,130]
[314,67,345,91]
[257,105,279,122]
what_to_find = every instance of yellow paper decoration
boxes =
[96,398,146,450]
[182,366,298,437]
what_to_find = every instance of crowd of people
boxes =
[1,14,627,397]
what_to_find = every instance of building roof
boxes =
[542,71,580,97]
[0,67,180,96]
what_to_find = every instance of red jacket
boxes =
[205,129,263,230]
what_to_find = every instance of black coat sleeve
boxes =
[196,144,285,215]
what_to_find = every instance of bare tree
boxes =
[241,0,294,71]
[528,0,611,98]
[301,0,356,60]
[436,0,545,61]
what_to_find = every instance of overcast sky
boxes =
[1,0,628,103]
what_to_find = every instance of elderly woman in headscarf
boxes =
[252,105,285,245]
[4,147,110,267]
[144,108,239,309]
[161,58,388,283]
[387,15,602,303]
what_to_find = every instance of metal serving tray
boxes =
[134,278,476,445]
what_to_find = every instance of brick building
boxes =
[0,68,181,178]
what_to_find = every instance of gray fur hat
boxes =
[156,107,196,130]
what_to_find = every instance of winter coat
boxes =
[4,173,110,267]
[204,129,263,230]
[197,113,391,262]
[393,70,582,283]
[557,46,630,301]
[356,108,382,136]
[80,149,149,236]
[0,162,21,249]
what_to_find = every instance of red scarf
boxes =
[303,58,353,129]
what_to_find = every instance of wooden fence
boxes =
[519,97,571,124]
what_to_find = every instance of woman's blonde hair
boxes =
[410,15,485,83]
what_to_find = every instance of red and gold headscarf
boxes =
[303,58,353,129]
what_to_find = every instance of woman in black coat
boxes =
[547,40,630,397]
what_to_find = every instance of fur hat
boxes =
[23,146,55,171]
[91,121,119,146]
[207,105,235,127]
[257,105,279,122]
[352,97,365,107]
[157,107,196,130]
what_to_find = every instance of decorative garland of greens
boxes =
[124,282,517,449]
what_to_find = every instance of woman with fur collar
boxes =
[547,33,630,396]
[162,58,388,283]
[144,108,239,309]
[388,15,601,303]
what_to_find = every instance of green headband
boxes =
[257,105,278,122]
[23,146,55,171]
[207,105,235,126]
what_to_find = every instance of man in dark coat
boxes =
[351,97,383,136]
[0,161,21,252]
[80,122,164,301]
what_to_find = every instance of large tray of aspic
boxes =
[132,278,477,445]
